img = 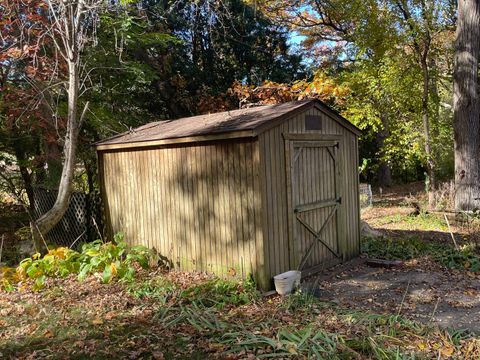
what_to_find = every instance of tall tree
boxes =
[1,0,65,206]
[254,0,455,197]
[2,0,111,250]
[453,0,480,211]
[395,0,437,207]
[29,0,101,250]
[1,0,304,252]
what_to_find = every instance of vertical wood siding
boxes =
[258,106,360,282]
[99,105,359,290]
[100,140,268,288]
[290,143,339,269]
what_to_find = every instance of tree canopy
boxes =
[0,0,475,215]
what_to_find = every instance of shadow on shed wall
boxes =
[101,139,267,287]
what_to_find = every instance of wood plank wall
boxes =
[99,106,359,290]
[258,106,360,282]
[99,139,268,288]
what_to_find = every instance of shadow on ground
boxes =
[305,257,480,334]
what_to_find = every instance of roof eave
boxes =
[95,129,257,151]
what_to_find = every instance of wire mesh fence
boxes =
[33,187,104,249]
[359,183,373,209]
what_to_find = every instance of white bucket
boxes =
[273,270,301,295]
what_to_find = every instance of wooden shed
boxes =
[96,99,361,289]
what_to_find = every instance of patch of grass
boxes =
[129,276,259,310]
[408,212,449,231]
[362,236,480,272]
[434,243,480,272]
[2,271,480,359]
[361,236,431,260]
[371,212,448,232]
[0,306,91,356]
[282,288,322,311]
[220,325,344,359]
[160,291,477,359]
[179,277,259,308]
[128,276,175,303]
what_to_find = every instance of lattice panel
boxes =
[359,183,373,209]
[33,188,104,248]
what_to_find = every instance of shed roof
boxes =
[96,99,361,150]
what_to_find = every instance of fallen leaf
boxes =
[287,345,297,354]
[417,342,427,350]
[152,351,164,360]
[74,340,85,348]
[43,329,54,338]
[104,311,116,320]
[439,345,454,357]
[92,317,103,325]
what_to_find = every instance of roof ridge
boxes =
[96,99,360,148]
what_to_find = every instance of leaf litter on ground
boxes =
[1,267,480,359]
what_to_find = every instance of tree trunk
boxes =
[31,60,80,252]
[428,58,441,165]
[421,59,436,208]
[43,139,63,189]
[396,0,437,207]
[453,0,480,211]
[377,162,392,188]
[375,118,392,188]
[12,142,35,210]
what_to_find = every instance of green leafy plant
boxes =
[362,237,480,273]
[180,278,258,308]
[10,233,156,291]
[128,277,176,303]
[361,236,430,260]
[434,244,480,272]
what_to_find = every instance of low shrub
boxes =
[1,233,157,291]
[434,243,480,272]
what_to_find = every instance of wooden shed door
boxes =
[287,138,343,274]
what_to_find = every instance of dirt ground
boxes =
[306,183,480,334]
[308,257,480,333]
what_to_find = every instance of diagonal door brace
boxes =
[297,203,340,271]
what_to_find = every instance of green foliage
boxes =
[435,244,480,273]
[128,277,175,303]
[362,237,480,273]
[128,274,258,310]
[341,54,428,184]
[361,236,430,260]
[221,326,342,358]
[282,289,320,311]
[369,212,449,231]
[174,292,426,359]
[264,0,455,185]
[180,278,259,309]
[9,233,156,291]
